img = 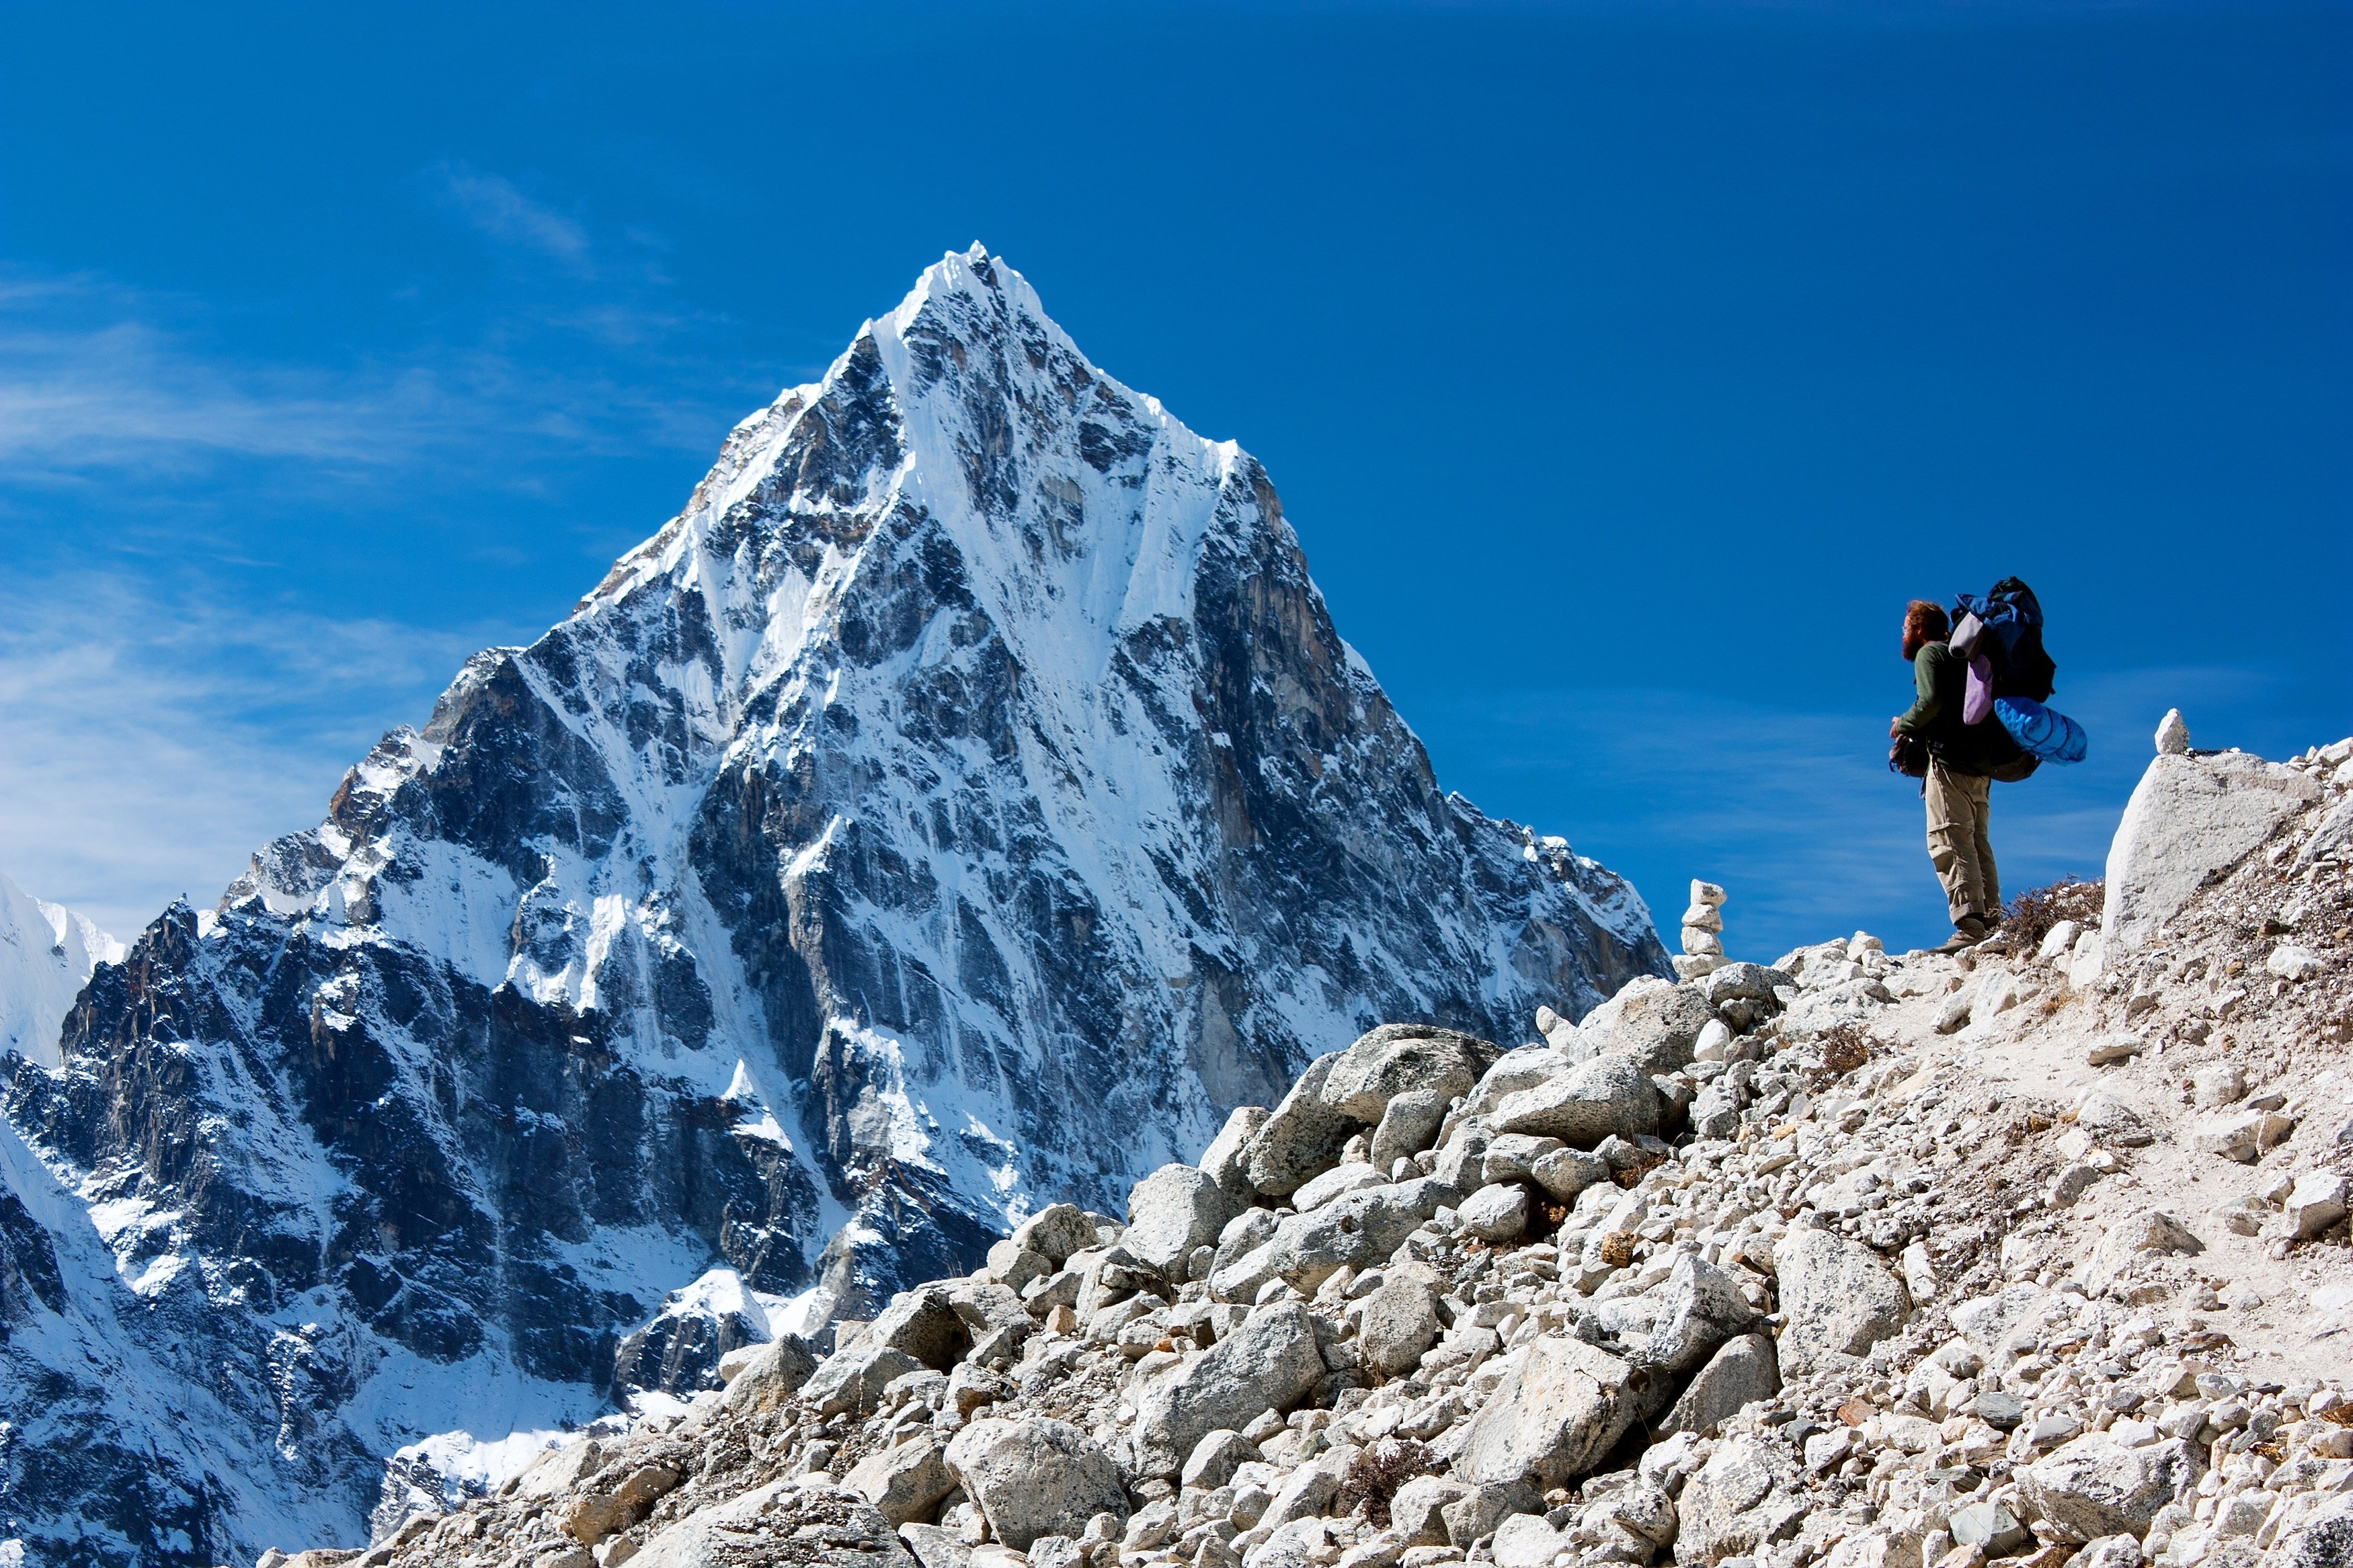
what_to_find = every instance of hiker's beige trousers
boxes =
[1924,760,1998,926]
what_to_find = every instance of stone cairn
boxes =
[1673,879,1729,981]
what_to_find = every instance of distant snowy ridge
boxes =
[0,871,121,1068]
[0,245,1667,1566]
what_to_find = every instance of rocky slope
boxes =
[0,247,1666,1567]
[306,724,2353,1568]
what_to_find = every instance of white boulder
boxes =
[2102,749,2321,955]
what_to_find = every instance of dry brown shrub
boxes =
[1337,1437,1436,1526]
[2003,878,2106,953]
[1820,1026,1872,1078]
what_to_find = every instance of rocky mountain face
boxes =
[0,246,1666,1567]
[321,723,2353,1568]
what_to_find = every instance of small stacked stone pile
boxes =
[1673,880,1729,981]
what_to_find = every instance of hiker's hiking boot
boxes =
[1933,916,1991,955]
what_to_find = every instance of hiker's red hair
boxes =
[1903,600,1950,661]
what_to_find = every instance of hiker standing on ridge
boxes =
[1890,599,2022,952]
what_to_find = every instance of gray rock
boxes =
[1529,1146,1611,1201]
[1121,1499,1181,1553]
[1441,1479,1542,1546]
[984,1240,1051,1294]
[2271,1492,2353,1568]
[1457,1182,1530,1243]
[1319,1025,1500,1122]
[1949,1284,2046,1360]
[1673,1436,1790,1565]
[1012,1204,1100,1268]
[1492,1512,1573,1568]
[1022,1267,1082,1316]
[898,1523,973,1568]
[1357,1277,1443,1378]
[804,1343,927,1417]
[1129,1302,1325,1476]
[1369,1088,1450,1168]
[1071,1244,1150,1321]
[1123,1165,1238,1278]
[1211,1176,1458,1298]
[942,1417,1128,1551]
[2196,1108,2297,1163]
[1391,1475,1474,1546]
[945,1279,1031,1361]
[1774,1227,1911,1377]
[1262,1458,1345,1529]
[1482,1132,1564,1184]
[1450,1335,1652,1487]
[515,1438,604,1501]
[2102,750,2322,956]
[1488,1055,1662,1147]
[1198,1107,1269,1205]
[563,1464,683,1546]
[1600,1483,1680,1551]
[869,1284,970,1370]
[1700,963,1792,1008]
[1290,1162,1389,1212]
[2281,1170,2350,1241]
[2086,1210,2202,1295]
[1946,1498,2030,1555]
[2048,1163,2108,1209]
[1642,1254,1762,1375]
[629,1479,916,1568]
[1658,1332,1780,1437]
[1244,1055,1364,1198]
[717,1334,820,1415]
[1179,1428,1260,1491]
[1975,1390,2026,1430]
[1465,1045,1571,1116]
[844,1437,956,1527]
[1429,1120,1494,1190]
[1208,1206,1281,1285]
[2191,1063,2247,1108]
[2018,1434,2200,1544]
[1579,979,1716,1074]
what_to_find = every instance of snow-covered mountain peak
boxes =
[586,244,1241,686]
[0,249,1667,1565]
[0,871,121,1069]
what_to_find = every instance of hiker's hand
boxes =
[1888,716,1901,738]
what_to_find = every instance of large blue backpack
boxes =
[1950,577,2057,702]
[1948,577,2086,766]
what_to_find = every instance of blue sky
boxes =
[0,1,2346,957]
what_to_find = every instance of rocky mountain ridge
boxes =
[291,722,2353,1568]
[0,246,1666,1567]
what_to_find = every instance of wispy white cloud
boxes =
[0,202,787,487]
[432,163,596,273]
[0,278,454,476]
[0,164,813,934]
[0,571,494,937]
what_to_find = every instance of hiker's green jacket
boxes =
[1894,643,1962,735]
[1897,642,2027,776]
